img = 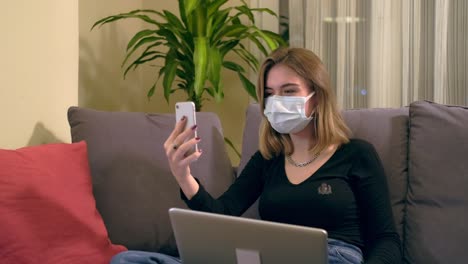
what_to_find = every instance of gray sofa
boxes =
[68,100,468,264]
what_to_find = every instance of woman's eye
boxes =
[284,89,296,94]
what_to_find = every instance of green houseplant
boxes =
[92,0,286,111]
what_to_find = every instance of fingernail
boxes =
[195,137,201,141]
[198,148,203,153]
[181,116,186,121]
[191,125,197,130]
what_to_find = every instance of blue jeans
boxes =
[327,238,363,264]
[110,251,181,264]
[111,238,363,264]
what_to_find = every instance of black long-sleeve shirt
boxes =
[184,139,402,263]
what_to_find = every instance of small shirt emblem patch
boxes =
[318,183,332,195]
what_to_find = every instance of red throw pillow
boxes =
[0,141,126,264]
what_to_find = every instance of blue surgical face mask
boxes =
[263,92,315,134]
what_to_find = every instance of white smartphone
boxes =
[175,101,198,155]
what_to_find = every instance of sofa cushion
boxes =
[67,107,235,256]
[0,141,126,264]
[342,107,409,239]
[405,100,468,263]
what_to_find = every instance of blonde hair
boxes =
[257,47,350,159]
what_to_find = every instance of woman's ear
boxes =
[310,93,318,108]
[306,96,317,117]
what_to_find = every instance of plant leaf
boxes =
[235,5,255,24]
[207,8,230,39]
[137,9,166,18]
[252,28,278,51]
[249,7,278,17]
[207,46,222,93]
[193,37,208,96]
[233,46,259,71]
[91,12,160,31]
[262,29,288,46]
[224,136,241,158]
[147,82,156,100]
[193,1,207,37]
[205,87,215,98]
[223,61,245,73]
[246,34,268,56]
[207,8,226,38]
[126,29,157,51]
[214,84,224,102]
[238,72,257,101]
[163,49,179,102]
[178,0,189,29]
[231,16,242,25]
[184,0,201,17]
[123,38,163,67]
[124,52,165,78]
[219,39,239,56]
[208,0,229,17]
[156,28,181,50]
[213,24,247,43]
[163,10,186,31]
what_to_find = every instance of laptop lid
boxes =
[169,208,328,264]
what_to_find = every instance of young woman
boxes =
[111,47,402,264]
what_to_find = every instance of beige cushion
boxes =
[68,107,235,256]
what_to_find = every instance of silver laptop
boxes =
[168,208,328,264]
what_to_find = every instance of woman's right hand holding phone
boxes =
[164,116,202,199]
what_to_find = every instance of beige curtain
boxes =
[285,0,467,108]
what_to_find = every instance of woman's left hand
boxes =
[163,116,202,183]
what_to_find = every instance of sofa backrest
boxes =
[238,103,409,239]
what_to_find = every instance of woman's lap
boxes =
[327,238,363,264]
[110,250,181,264]
[111,238,362,264]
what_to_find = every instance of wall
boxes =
[0,1,78,149]
[79,0,252,165]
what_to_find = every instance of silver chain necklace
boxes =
[286,152,321,167]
